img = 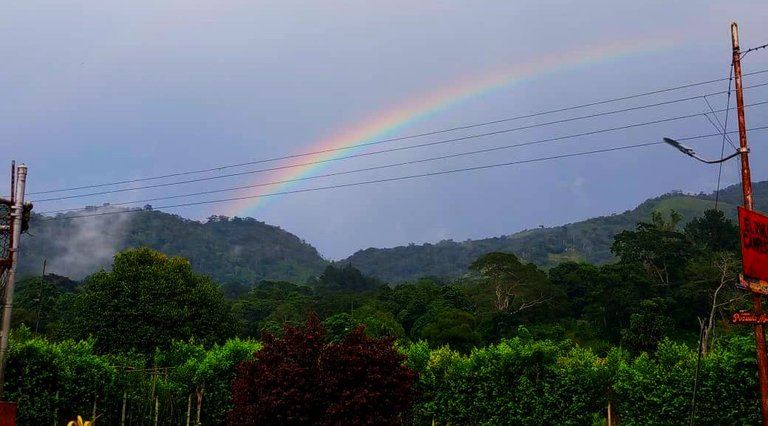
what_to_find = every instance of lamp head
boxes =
[663,137,696,157]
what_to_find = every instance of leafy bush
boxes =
[614,337,760,425]
[229,314,416,425]
[403,337,610,425]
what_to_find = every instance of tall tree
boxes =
[612,211,692,285]
[468,252,554,314]
[548,262,601,318]
[684,209,739,253]
[63,248,236,354]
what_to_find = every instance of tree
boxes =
[232,281,314,337]
[468,252,553,314]
[680,210,743,349]
[548,262,601,318]
[418,309,482,353]
[311,264,381,292]
[229,314,417,425]
[377,280,442,336]
[63,248,236,354]
[581,263,654,344]
[620,298,674,355]
[612,211,693,285]
[11,274,77,337]
[684,209,739,253]
[682,251,745,353]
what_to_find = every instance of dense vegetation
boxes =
[6,322,760,425]
[6,331,260,425]
[19,181,768,286]
[62,248,237,354]
[6,203,765,423]
[19,210,328,284]
[344,181,768,282]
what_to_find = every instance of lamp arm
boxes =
[689,148,746,164]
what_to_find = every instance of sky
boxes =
[2,0,768,260]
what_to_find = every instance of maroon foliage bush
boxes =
[229,313,417,425]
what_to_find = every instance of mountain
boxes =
[18,181,768,286]
[18,209,328,284]
[339,181,768,283]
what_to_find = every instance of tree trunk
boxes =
[154,396,159,426]
[186,393,192,426]
[91,394,97,422]
[195,384,204,426]
[607,387,619,426]
[698,317,709,355]
[705,272,727,354]
[53,390,59,426]
[149,372,157,424]
[121,391,127,426]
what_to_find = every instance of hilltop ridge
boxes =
[18,180,768,285]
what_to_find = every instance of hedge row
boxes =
[4,329,761,425]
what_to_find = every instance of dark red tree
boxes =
[229,313,417,425]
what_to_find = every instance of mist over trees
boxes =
[19,180,768,287]
[19,211,328,283]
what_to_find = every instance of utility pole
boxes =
[0,163,27,397]
[732,22,768,424]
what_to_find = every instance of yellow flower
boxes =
[67,415,94,426]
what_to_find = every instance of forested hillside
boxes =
[342,181,768,283]
[19,181,768,285]
[18,210,328,284]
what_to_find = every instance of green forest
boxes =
[20,180,768,286]
[4,205,765,424]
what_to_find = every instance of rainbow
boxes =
[226,36,680,218]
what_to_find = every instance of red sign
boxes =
[732,311,768,325]
[739,207,768,282]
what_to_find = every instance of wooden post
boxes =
[732,21,768,425]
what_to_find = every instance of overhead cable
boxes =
[30,98,768,204]
[27,69,768,196]
[37,125,768,220]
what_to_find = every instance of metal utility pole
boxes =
[0,163,27,397]
[732,22,768,424]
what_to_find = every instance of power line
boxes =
[37,125,768,220]
[702,111,733,148]
[38,125,768,215]
[702,96,737,149]
[36,143,668,221]
[30,97,768,204]
[27,68,768,196]
[742,42,768,59]
[715,63,735,210]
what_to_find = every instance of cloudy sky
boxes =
[2,1,768,259]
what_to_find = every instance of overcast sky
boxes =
[2,1,768,259]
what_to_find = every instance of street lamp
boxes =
[662,137,746,164]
